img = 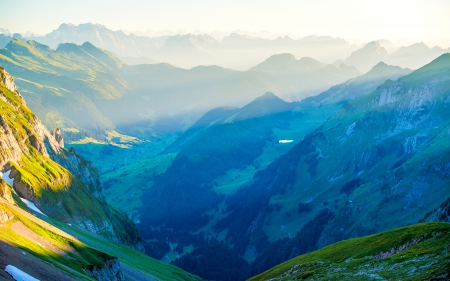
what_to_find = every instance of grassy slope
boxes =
[0,39,124,139]
[49,216,203,281]
[69,133,176,221]
[0,190,202,281]
[0,190,105,280]
[249,222,450,281]
[248,54,450,244]
[0,82,116,231]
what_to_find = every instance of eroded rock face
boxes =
[0,66,18,93]
[85,258,124,281]
[51,128,64,147]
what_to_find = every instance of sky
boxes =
[1,0,450,47]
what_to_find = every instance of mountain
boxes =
[343,41,450,72]
[342,41,389,73]
[137,92,343,279]
[0,39,362,140]
[0,65,202,281]
[250,54,327,74]
[299,61,412,107]
[140,92,299,228]
[156,53,450,278]
[26,23,359,70]
[386,42,450,69]
[0,39,274,139]
[376,39,397,53]
[154,33,220,67]
[28,23,168,58]
[249,54,360,99]
[0,39,124,140]
[0,64,141,249]
[0,28,11,35]
[23,23,450,71]
[249,222,450,280]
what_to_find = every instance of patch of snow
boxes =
[5,265,41,281]
[20,198,47,217]
[279,140,294,143]
[0,170,14,186]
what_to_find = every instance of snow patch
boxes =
[5,265,41,281]
[20,198,47,217]
[0,170,14,186]
[278,140,294,143]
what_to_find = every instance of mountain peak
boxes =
[56,42,84,54]
[256,91,279,100]
[343,41,388,73]
[372,61,388,68]
[235,92,292,120]
[249,53,296,72]
[360,61,410,80]
[57,23,75,29]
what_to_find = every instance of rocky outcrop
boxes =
[0,66,18,93]
[51,128,64,147]
[373,235,428,259]
[85,258,124,281]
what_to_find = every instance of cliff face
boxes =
[0,65,143,251]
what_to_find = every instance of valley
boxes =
[1,5,450,279]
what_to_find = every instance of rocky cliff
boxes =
[0,65,143,251]
[85,258,124,281]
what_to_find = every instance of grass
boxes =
[69,134,176,221]
[249,222,450,281]
[0,198,102,280]
[0,198,202,281]
[0,39,126,137]
[50,217,202,281]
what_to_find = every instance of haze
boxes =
[2,0,450,47]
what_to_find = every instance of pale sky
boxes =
[1,0,449,47]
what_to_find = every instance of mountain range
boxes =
[134,53,450,280]
[19,23,357,70]
[1,23,447,72]
[0,38,360,140]
[1,22,449,280]
[299,61,412,107]
[342,40,450,73]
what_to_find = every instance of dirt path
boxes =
[0,239,80,281]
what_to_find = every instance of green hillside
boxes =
[249,222,450,281]
[206,53,450,276]
[0,39,124,140]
